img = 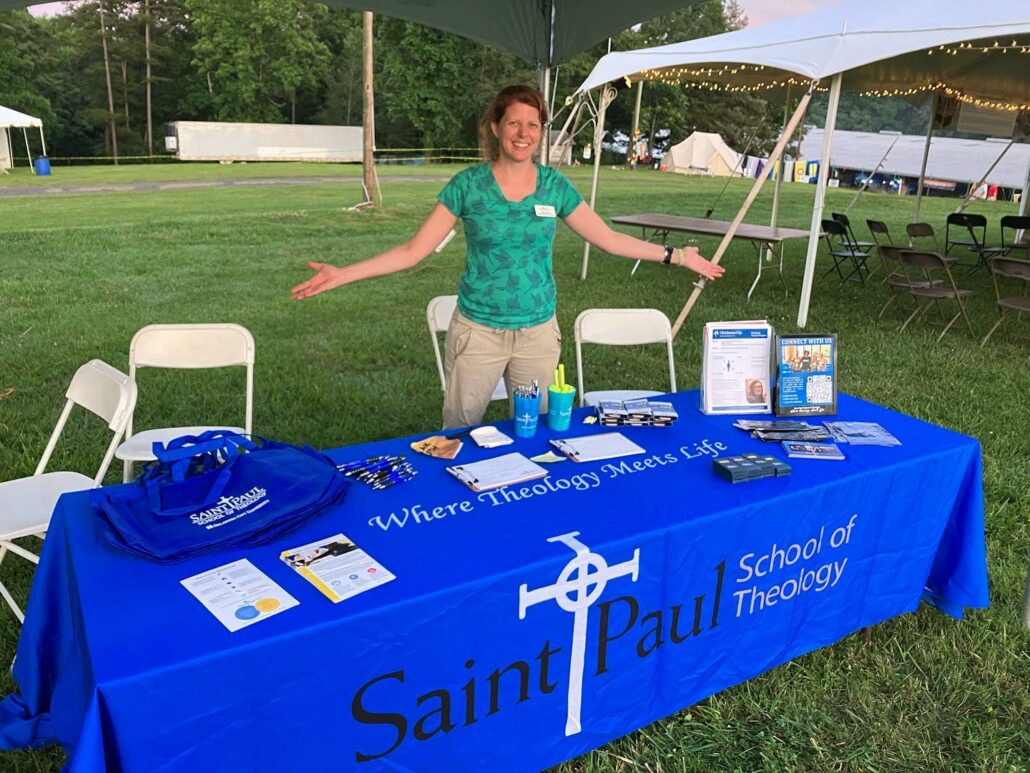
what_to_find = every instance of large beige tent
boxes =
[666,132,742,176]
[0,105,45,173]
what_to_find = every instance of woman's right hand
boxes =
[291,261,348,301]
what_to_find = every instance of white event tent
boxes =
[575,0,1030,330]
[0,105,46,173]
[666,132,742,177]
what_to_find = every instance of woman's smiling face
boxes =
[492,101,543,163]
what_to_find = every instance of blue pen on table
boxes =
[366,464,414,481]
[360,460,412,477]
[337,456,385,473]
[349,458,405,477]
[371,471,418,490]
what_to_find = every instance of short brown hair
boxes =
[478,85,549,162]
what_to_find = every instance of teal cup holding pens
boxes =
[547,387,576,432]
[513,393,541,438]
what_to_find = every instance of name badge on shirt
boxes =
[534,205,557,218]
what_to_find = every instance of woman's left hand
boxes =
[680,247,725,280]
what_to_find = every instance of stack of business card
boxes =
[596,399,679,427]
[596,400,629,426]
[712,454,791,483]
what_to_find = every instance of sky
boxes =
[740,0,838,27]
[29,1,840,26]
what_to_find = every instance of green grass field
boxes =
[1,162,1028,771]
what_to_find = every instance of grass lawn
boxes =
[0,162,1028,771]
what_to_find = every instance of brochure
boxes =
[775,333,838,417]
[700,320,773,415]
[181,558,298,632]
[281,533,395,603]
[824,421,901,446]
[781,440,846,460]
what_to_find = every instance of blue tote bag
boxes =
[91,431,349,562]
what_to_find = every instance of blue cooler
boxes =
[33,157,51,176]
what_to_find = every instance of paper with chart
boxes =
[550,432,645,463]
[181,558,298,632]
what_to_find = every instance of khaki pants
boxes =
[442,311,562,429]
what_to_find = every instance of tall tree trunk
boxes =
[121,59,131,132]
[145,0,153,157]
[362,11,380,206]
[98,0,119,164]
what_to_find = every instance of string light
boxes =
[927,39,1030,56]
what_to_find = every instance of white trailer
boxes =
[165,121,363,163]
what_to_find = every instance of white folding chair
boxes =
[116,323,255,482]
[426,296,506,401]
[574,308,677,407]
[0,359,136,623]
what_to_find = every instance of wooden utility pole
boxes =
[144,0,153,157]
[98,0,119,163]
[362,11,381,207]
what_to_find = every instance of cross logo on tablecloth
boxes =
[518,532,640,736]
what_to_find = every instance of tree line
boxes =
[0,0,928,163]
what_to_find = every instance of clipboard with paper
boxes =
[446,452,548,492]
[549,432,646,463]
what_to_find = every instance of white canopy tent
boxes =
[666,132,742,177]
[575,0,1030,330]
[0,105,46,174]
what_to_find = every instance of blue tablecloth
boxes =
[0,391,989,771]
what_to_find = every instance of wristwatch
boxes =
[662,245,675,265]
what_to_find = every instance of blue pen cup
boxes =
[513,393,541,438]
[547,387,576,432]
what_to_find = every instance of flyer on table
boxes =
[181,558,298,632]
[700,320,772,414]
[281,533,395,603]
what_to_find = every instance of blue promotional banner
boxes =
[0,392,988,772]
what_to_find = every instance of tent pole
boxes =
[770,84,791,230]
[1018,159,1030,245]
[913,90,938,222]
[631,80,643,166]
[670,85,814,338]
[39,127,47,158]
[1022,160,1030,217]
[955,138,1014,213]
[844,132,900,215]
[796,72,843,329]
[580,85,615,280]
[540,67,551,165]
[23,128,33,174]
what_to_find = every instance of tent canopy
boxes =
[0,105,42,129]
[577,0,1030,104]
[0,0,705,68]
[666,131,742,176]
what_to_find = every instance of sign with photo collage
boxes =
[775,334,837,417]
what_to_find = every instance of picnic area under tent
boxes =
[573,0,1030,330]
[666,132,743,177]
[0,105,46,174]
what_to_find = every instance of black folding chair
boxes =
[897,249,976,341]
[831,212,876,253]
[999,215,1030,258]
[945,212,986,256]
[949,213,1004,275]
[981,255,1030,346]
[821,219,869,287]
